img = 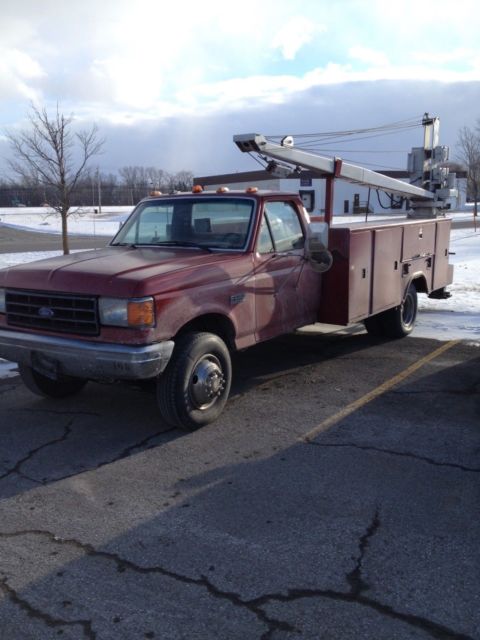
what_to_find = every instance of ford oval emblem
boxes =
[38,306,55,318]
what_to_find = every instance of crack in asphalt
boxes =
[15,408,101,417]
[0,419,75,482]
[33,427,178,486]
[0,521,473,640]
[249,588,474,640]
[0,529,295,638]
[114,428,177,461]
[0,575,96,639]
[247,509,474,640]
[346,508,380,596]
[306,441,480,472]
[35,427,178,486]
[0,417,176,487]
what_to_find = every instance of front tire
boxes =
[19,364,88,398]
[157,332,232,430]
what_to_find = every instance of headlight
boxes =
[98,296,155,328]
[0,288,5,314]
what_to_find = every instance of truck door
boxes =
[253,200,321,341]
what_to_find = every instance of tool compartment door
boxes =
[318,228,372,324]
[348,230,373,321]
[371,226,403,313]
[432,218,454,290]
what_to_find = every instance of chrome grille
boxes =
[6,289,99,336]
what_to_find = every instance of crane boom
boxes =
[233,133,435,201]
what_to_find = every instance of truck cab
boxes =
[0,189,324,429]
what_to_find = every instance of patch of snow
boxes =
[0,206,132,237]
[0,359,19,378]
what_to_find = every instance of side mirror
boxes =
[305,222,333,273]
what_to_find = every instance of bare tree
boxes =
[167,170,194,192]
[5,104,105,253]
[457,123,480,217]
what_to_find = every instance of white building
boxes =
[195,169,467,217]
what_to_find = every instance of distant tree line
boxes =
[0,167,194,208]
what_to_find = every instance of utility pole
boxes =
[96,167,102,214]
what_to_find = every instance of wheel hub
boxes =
[190,355,225,410]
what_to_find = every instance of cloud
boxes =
[0,47,45,102]
[271,16,321,60]
[66,80,480,176]
[348,46,389,67]
[0,0,479,168]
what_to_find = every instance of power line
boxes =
[266,115,423,141]
[265,117,423,155]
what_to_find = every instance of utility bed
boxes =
[318,217,453,325]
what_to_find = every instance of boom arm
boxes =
[234,133,435,201]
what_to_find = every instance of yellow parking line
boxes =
[302,340,459,443]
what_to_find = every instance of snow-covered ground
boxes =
[0,205,132,238]
[0,207,478,379]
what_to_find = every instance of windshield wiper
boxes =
[111,242,137,248]
[151,241,213,252]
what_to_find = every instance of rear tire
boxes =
[364,283,418,339]
[19,364,88,398]
[157,332,232,430]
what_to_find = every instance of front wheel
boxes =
[19,364,88,398]
[157,332,232,430]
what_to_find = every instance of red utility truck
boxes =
[0,125,454,429]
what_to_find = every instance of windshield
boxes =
[112,197,255,250]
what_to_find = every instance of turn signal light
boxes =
[127,299,155,327]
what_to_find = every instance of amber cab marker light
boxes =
[246,186,258,193]
[216,186,230,193]
[127,299,155,327]
[192,185,203,193]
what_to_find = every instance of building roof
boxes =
[194,169,412,186]
[194,168,466,186]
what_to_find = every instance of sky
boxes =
[0,0,480,176]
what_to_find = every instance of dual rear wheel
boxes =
[364,282,418,338]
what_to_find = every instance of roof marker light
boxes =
[216,186,230,193]
[192,185,203,193]
[246,187,258,193]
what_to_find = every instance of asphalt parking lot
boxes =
[0,330,478,639]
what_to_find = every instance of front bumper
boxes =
[0,329,174,380]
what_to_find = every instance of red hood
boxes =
[0,246,253,297]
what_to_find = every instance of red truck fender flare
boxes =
[407,273,428,295]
